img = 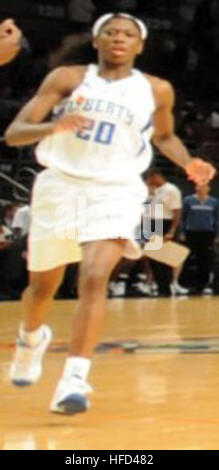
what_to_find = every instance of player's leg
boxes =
[22,266,65,331]
[70,239,124,357]
[10,266,65,386]
[50,239,125,415]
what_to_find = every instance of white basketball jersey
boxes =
[36,64,156,183]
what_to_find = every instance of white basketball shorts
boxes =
[28,169,148,271]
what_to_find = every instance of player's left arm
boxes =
[152,79,215,184]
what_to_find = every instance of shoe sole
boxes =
[51,394,88,415]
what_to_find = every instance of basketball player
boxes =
[5,13,215,415]
[0,19,22,66]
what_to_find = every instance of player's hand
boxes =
[53,114,92,133]
[0,19,22,66]
[185,158,216,185]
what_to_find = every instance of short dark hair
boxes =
[2,202,18,218]
[146,168,166,179]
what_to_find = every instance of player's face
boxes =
[93,18,144,65]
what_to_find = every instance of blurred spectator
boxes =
[12,204,31,238]
[3,202,19,231]
[145,168,188,296]
[182,183,219,293]
[0,222,12,247]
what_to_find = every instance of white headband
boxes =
[92,13,148,40]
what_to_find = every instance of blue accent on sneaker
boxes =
[12,380,32,387]
[17,338,31,348]
[57,393,88,415]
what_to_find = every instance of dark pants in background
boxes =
[0,237,28,298]
[186,231,215,291]
[149,219,173,295]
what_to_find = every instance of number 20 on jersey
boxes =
[76,119,116,145]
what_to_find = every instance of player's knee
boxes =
[81,264,108,292]
[29,279,56,299]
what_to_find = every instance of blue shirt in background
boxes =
[183,195,219,233]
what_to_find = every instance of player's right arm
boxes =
[5,66,89,147]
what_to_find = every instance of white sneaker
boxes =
[149,282,158,297]
[202,287,213,295]
[109,281,126,297]
[170,282,189,296]
[10,325,52,386]
[132,282,151,295]
[50,376,93,415]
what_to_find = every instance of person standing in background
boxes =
[146,169,189,296]
[182,183,219,293]
[2,202,19,232]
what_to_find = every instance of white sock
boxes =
[19,323,45,347]
[62,357,91,382]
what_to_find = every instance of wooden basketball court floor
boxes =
[0,296,219,450]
